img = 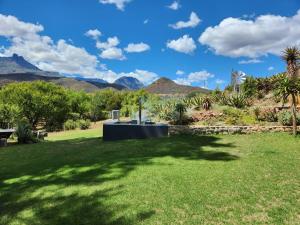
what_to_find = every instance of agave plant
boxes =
[226,94,250,109]
[191,95,203,110]
[183,98,193,108]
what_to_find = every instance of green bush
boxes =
[223,107,256,125]
[15,121,36,144]
[278,110,300,126]
[78,119,91,130]
[64,120,78,130]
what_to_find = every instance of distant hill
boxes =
[0,54,61,77]
[114,76,144,90]
[145,77,211,95]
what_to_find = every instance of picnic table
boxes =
[0,129,15,147]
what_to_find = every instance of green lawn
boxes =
[0,130,299,225]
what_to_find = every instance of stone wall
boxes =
[169,125,300,135]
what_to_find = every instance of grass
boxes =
[0,129,299,225]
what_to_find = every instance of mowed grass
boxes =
[0,130,299,225]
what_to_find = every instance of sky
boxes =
[0,0,300,89]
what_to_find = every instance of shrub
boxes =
[278,111,300,126]
[64,120,78,130]
[259,108,278,122]
[15,121,36,144]
[78,119,91,130]
[223,107,256,125]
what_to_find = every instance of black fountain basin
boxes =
[103,121,169,141]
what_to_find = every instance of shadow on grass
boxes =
[0,135,237,225]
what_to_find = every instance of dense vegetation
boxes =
[0,81,152,132]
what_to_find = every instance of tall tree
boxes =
[282,47,300,135]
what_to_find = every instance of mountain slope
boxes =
[146,77,211,95]
[0,54,61,77]
[114,76,144,90]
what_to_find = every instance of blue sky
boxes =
[0,0,300,89]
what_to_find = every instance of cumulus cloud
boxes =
[118,69,159,84]
[238,59,263,64]
[167,1,181,10]
[176,70,185,75]
[93,36,125,60]
[0,14,43,39]
[0,14,103,78]
[0,14,159,84]
[99,0,132,11]
[85,29,102,40]
[199,10,300,58]
[124,42,150,53]
[100,47,125,60]
[167,35,196,54]
[169,12,201,29]
[174,70,214,85]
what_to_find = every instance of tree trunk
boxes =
[291,93,297,136]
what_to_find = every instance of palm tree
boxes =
[175,103,187,125]
[281,46,300,135]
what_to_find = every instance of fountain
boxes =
[103,97,168,141]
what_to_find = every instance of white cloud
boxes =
[167,1,181,10]
[124,42,150,53]
[118,69,159,84]
[199,10,300,58]
[0,14,43,39]
[174,70,214,85]
[100,47,125,60]
[176,70,185,75]
[268,66,275,71]
[0,14,104,79]
[95,36,126,60]
[167,35,196,54]
[96,36,120,49]
[238,58,263,64]
[85,29,102,40]
[99,0,132,11]
[169,12,201,29]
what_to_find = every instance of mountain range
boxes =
[0,54,210,94]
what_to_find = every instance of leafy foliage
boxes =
[78,119,91,130]
[278,110,300,126]
[15,121,36,144]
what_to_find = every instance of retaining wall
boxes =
[169,125,300,135]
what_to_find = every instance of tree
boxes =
[175,103,187,125]
[281,46,300,135]
[0,81,71,131]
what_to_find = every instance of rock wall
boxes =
[169,125,300,135]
